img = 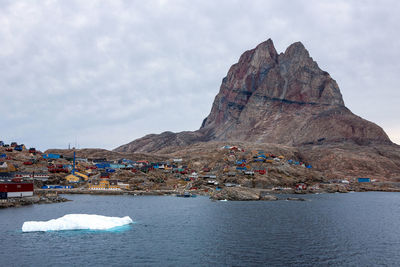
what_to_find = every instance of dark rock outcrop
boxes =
[115,38,391,153]
[211,187,276,201]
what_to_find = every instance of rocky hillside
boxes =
[116,39,391,153]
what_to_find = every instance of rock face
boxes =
[211,187,265,201]
[199,39,390,146]
[115,39,392,153]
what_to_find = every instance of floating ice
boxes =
[22,214,133,232]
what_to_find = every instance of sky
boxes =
[0,0,399,151]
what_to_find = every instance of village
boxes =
[0,140,386,207]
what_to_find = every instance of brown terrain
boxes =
[115,39,400,181]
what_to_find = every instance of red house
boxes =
[0,182,34,198]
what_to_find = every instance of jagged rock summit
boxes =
[115,39,391,153]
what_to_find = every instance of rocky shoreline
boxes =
[2,181,398,209]
[1,185,397,209]
[0,193,70,209]
[35,184,400,202]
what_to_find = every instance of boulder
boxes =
[260,194,278,201]
[211,187,260,201]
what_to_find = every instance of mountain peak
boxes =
[285,41,308,55]
[115,38,392,153]
[255,38,277,56]
[201,39,345,131]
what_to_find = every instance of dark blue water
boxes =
[1,192,399,266]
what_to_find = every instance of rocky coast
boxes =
[0,193,70,209]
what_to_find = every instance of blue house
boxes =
[95,163,110,169]
[121,159,134,164]
[110,164,125,169]
[43,153,61,159]
[14,145,24,151]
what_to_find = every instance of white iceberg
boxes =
[22,214,133,232]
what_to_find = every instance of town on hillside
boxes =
[1,139,387,207]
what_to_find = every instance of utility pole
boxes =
[72,151,76,175]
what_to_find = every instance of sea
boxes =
[1,192,399,266]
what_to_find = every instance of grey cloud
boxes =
[0,0,399,150]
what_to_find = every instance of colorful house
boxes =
[88,179,120,190]
[0,162,16,172]
[95,163,111,169]
[43,154,61,159]
[110,164,125,169]
[32,173,50,181]
[65,174,80,183]
[14,144,26,151]
[255,169,266,175]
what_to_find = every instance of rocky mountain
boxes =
[115,39,392,153]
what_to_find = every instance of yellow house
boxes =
[88,179,121,190]
[65,174,80,183]
[0,162,17,172]
[74,171,88,181]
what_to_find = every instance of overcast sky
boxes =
[1,0,399,150]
